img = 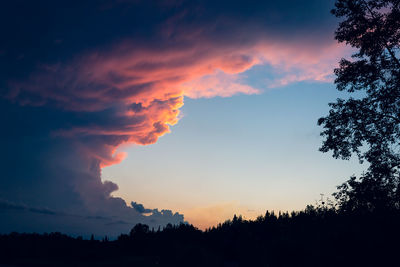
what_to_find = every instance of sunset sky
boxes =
[0,0,365,235]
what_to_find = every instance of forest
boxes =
[1,205,400,266]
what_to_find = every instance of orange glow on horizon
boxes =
[182,202,261,230]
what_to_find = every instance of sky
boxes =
[0,0,365,235]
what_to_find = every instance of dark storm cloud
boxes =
[0,98,185,237]
[0,0,344,236]
[0,199,59,216]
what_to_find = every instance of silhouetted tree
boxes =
[318,0,400,211]
[129,223,150,238]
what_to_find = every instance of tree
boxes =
[318,0,400,211]
[129,223,150,238]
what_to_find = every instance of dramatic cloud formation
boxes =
[0,0,346,235]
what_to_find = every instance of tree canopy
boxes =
[318,0,400,211]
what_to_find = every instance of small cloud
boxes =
[131,201,153,214]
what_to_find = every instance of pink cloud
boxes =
[7,38,349,168]
[182,70,260,98]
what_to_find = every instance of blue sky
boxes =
[103,68,365,228]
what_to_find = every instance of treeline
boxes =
[1,205,399,267]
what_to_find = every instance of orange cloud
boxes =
[8,39,349,169]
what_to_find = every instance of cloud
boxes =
[131,201,152,214]
[0,199,59,216]
[182,69,260,98]
[0,0,346,234]
[0,99,185,237]
[5,35,349,166]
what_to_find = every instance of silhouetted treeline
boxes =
[1,205,399,267]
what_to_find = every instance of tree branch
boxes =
[362,0,400,68]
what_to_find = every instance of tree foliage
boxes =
[318,0,400,211]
